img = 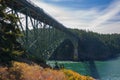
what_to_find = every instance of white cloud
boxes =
[30,0,98,27]
[30,0,120,34]
[91,22,120,34]
[90,0,120,28]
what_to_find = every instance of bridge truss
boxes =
[4,0,78,61]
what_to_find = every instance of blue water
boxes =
[47,58,120,80]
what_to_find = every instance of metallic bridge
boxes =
[4,0,100,79]
[5,0,79,59]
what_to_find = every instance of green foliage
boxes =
[50,29,120,61]
[71,29,120,60]
[0,0,24,65]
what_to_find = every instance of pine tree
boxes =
[0,0,24,65]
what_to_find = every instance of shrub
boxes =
[0,61,94,80]
[62,69,95,80]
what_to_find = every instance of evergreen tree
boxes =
[0,0,23,65]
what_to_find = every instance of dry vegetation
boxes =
[0,61,94,80]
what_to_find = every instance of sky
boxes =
[30,0,120,34]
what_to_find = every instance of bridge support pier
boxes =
[71,39,79,61]
[73,45,78,61]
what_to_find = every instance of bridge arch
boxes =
[49,38,80,61]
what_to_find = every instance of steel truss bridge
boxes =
[4,0,100,79]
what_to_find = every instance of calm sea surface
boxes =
[47,58,120,80]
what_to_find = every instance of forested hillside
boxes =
[72,29,120,61]
[48,29,120,61]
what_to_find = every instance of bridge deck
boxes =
[5,0,79,39]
